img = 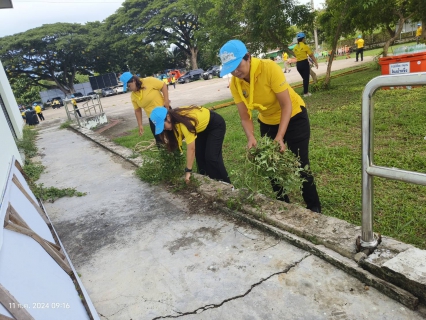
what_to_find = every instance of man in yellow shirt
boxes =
[416,23,422,44]
[219,39,322,213]
[33,103,45,121]
[354,35,364,62]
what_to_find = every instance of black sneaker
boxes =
[309,207,321,214]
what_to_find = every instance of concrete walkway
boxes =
[36,121,424,319]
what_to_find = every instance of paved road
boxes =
[35,117,424,319]
[39,56,374,139]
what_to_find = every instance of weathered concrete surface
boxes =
[35,125,425,320]
[196,176,426,310]
[361,248,426,304]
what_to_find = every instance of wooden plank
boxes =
[3,205,11,229]
[14,159,25,177]
[11,175,50,225]
[0,283,35,320]
[5,223,72,275]
[8,205,30,230]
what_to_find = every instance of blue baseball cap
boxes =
[219,40,248,77]
[120,72,133,92]
[150,107,168,135]
[297,32,305,39]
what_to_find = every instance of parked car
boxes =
[49,97,64,108]
[87,92,99,100]
[113,85,124,94]
[71,92,90,102]
[177,69,204,84]
[202,65,221,80]
[102,87,116,97]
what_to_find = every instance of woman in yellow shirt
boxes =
[293,32,318,97]
[219,39,321,213]
[120,72,170,144]
[150,106,230,184]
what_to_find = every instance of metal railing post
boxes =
[360,72,426,251]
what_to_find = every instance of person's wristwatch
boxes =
[184,167,192,173]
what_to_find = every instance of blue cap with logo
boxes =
[150,107,168,135]
[120,72,133,92]
[219,40,248,77]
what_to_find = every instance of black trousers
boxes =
[195,111,231,183]
[296,59,311,94]
[356,48,364,61]
[258,107,321,211]
[73,106,82,117]
[149,119,164,145]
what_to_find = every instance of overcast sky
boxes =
[0,0,323,38]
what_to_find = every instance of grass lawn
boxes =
[114,63,426,249]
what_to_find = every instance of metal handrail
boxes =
[360,72,426,249]
[64,96,103,127]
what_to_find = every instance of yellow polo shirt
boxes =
[174,107,210,150]
[131,77,165,118]
[293,42,312,62]
[355,38,364,48]
[230,58,304,125]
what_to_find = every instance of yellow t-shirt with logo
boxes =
[174,107,210,150]
[34,105,42,113]
[230,58,304,125]
[131,77,165,118]
[355,38,364,48]
[293,42,312,62]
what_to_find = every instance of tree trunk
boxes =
[383,17,405,57]
[189,47,198,70]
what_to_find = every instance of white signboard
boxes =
[389,62,410,74]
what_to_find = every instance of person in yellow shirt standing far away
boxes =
[354,35,364,62]
[293,32,318,97]
[416,23,422,44]
[120,72,170,145]
[33,103,45,121]
[150,106,231,184]
[170,75,176,89]
[219,39,322,213]
[282,51,290,73]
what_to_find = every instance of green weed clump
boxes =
[34,184,86,203]
[231,136,305,200]
[136,147,186,185]
[16,126,86,202]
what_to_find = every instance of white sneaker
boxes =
[303,93,312,97]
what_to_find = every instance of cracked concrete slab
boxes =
[35,126,424,320]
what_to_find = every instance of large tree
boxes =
[106,0,211,70]
[0,23,97,95]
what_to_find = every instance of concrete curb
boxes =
[71,124,425,311]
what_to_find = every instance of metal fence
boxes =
[360,73,426,250]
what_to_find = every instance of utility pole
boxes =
[311,0,319,52]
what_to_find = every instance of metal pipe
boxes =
[361,72,426,249]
